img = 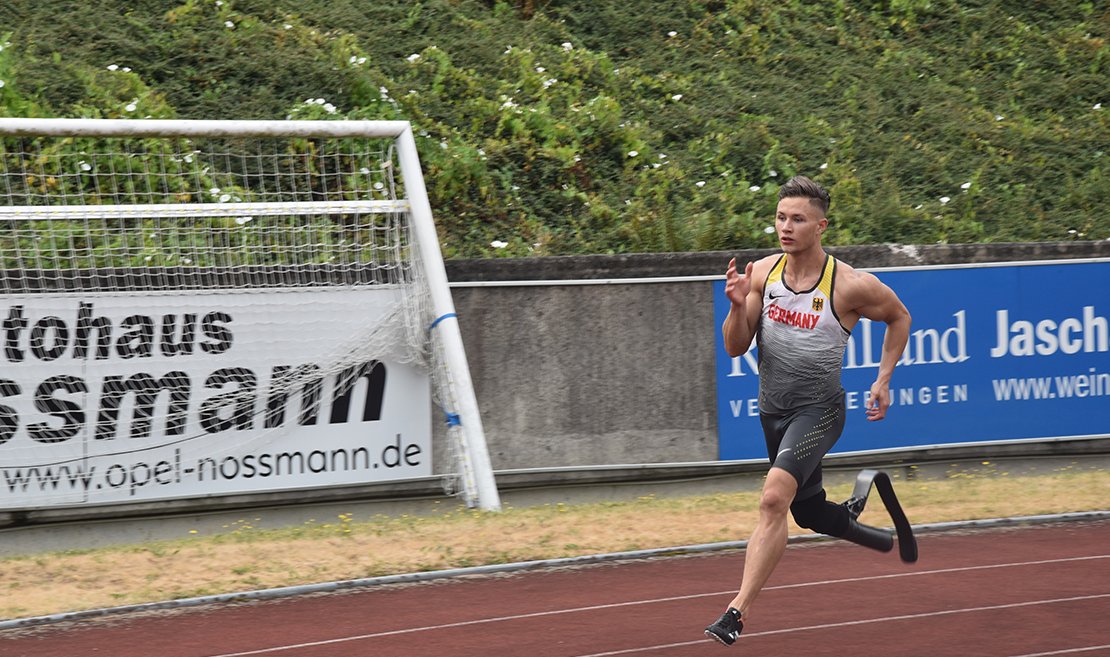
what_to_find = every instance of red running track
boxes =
[3,520,1108,657]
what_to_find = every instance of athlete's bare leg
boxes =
[727,467,798,618]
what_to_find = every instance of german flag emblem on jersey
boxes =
[812,297,824,312]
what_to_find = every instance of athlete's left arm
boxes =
[849,271,912,421]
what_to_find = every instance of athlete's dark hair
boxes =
[778,175,830,216]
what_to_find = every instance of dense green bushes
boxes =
[0,0,1106,257]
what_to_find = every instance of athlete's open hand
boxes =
[866,381,891,421]
[724,258,753,307]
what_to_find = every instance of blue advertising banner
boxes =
[714,259,1110,460]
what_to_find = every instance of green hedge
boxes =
[0,0,1106,258]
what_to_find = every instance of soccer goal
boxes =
[0,118,501,512]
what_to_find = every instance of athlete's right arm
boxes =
[721,258,764,357]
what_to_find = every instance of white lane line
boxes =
[569,595,1110,657]
[1012,648,1110,656]
[763,554,1107,592]
[1008,647,1110,657]
[198,555,1109,657]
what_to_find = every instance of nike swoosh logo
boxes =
[777,448,791,457]
[768,292,785,300]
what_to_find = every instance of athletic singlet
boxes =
[756,254,851,414]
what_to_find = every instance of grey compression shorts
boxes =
[760,399,846,501]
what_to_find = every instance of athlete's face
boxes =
[775,196,827,254]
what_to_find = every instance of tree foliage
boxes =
[0,0,1106,258]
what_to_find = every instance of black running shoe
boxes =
[704,607,743,646]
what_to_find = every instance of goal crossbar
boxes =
[0,117,414,139]
[0,200,410,221]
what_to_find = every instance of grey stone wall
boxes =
[446,280,719,470]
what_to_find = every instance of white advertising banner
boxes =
[0,288,431,509]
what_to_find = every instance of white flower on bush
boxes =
[671,94,683,101]
[407,53,420,63]
[627,150,639,158]
[490,240,508,249]
[235,217,252,225]
[561,42,573,51]
[667,31,677,37]
[749,185,761,192]
[125,102,137,112]
[695,181,705,187]
[939,196,951,205]
[764,226,776,234]
[960,182,972,191]
[224,20,234,29]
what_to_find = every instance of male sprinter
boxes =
[704,175,913,646]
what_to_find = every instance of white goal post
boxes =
[0,118,501,512]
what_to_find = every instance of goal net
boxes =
[0,118,500,512]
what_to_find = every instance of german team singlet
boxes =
[756,254,851,414]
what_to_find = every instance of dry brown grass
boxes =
[2,465,1107,620]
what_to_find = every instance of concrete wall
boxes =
[437,241,1110,472]
[447,279,718,470]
